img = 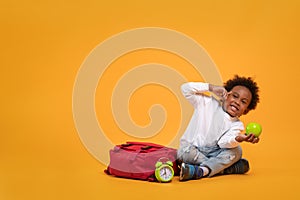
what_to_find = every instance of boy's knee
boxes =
[227,146,242,163]
[177,146,199,164]
[219,146,242,164]
[234,146,242,158]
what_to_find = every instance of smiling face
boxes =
[223,85,252,117]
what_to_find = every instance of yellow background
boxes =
[1,0,300,199]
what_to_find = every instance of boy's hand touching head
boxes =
[209,84,228,101]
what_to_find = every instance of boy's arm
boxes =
[218,131,240,148]
[181,82,209,96]
[217,123,244,148]
[181,82,228,106]
[181,82,210,107]
[218,128,260,148]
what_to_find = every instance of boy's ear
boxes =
[243,108,250,115]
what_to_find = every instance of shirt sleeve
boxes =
[217,121,244,148]
[181,82,210,108]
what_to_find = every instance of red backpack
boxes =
[104,141,179,181]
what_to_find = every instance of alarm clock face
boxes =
[158,166,173,182]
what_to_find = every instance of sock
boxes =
[200,166,209,176]
[193,165,203,179]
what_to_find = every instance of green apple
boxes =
[246,122,262,137]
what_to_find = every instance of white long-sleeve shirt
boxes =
[180,82,244,149]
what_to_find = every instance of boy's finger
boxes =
[247,134,255,142]
[254,137,260,143]
[224,91,232,99]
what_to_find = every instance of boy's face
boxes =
[223,86,252,117]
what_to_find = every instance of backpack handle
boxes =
[125,141,165,148]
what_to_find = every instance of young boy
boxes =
[177,75,260,181]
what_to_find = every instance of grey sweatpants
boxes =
[177,143,242,177]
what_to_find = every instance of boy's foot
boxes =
[224,158,250,174]
[179,163,203,181]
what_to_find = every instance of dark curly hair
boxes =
[224,75,260,111]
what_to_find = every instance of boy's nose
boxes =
[234,100,240,106]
